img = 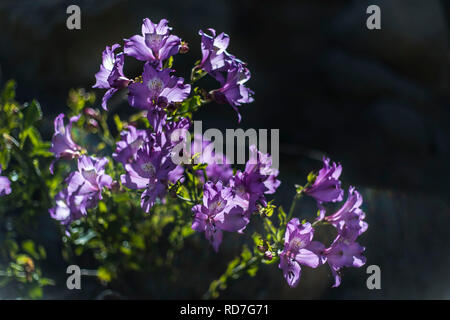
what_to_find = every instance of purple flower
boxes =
[324,239,366,287]
[147,111,191,159]
[306,187,368,288]
[278,219,321,288]
[229,170,258,215]
[198,28,254,122]
[117,110,190,214]
[50,156,112,229]
[304,157,344,203]
[128,62,190,110]
[65,156,113,214]
[158,116,191,150]
[120,141,183,212]
[124,18,181,68]
[204,160,233,185]
[147,107,168,134]
[211,65,254,123]
[198,29,231,75]
[93,44,131,110]
[198,28,247,81]
[191,134,233,184]
[307,235,367,288]
[113,125,149,165]
[229,145,280,217]
[324,187,368,242]
[192,181,249,252]
[0,166,11,196]
[49,189,72,225]
[244,145,280,195]
[49,113,82,174]
[49,189,83,226]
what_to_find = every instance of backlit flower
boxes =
[304,157,344,203]
[49,113,82,174]
[128,62,190,111]
[124,18,181,68]
[192,181,249,251]
[278,219,321,288]
[93,44,131,110]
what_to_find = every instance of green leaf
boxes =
[307,171,317,184]
[252,232,262,247]
[276,228,284,243]
[22,240,39,260]
[181,224,195,237]
[240,246,252,262]
[113,114,123,132]
[23,100,42,128]
[30,142,53,157]
[97,267,112,283]
[38,245,47,260]
[247,264,259,277]
[192,162,207,171]
[120,245,132,255]
[164,56,174,69]
[264,217,277,236]
[1,80,16,103]
[191,68,207,82]
[185,95,202,110]
[277,206,286,227]
[0,143,11,168]
[262,201,276,217]
[39,277,55,286]
[28,285,43,299]
[16,254,32,266]
[178,94,202,118]
[98,201,107,213]
[20,126,43,147]
[130,234,146,250]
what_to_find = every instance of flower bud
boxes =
[86,118,99,131]
[84,107,101,120]
[263,251,273,261]
[179,41,189,54]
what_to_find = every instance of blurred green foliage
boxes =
[0,80,55,299]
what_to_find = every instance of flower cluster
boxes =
[119,123,187,212]
[230,145,280,217]
[192,181,249,252]
[128,63,190,114]
[49,156,113,228]
[45,17,368,292]
[49,111,114,229]
[198,29,254,122]
[278,158,368,288]
[49,18,255,224]
[192,145,280,251]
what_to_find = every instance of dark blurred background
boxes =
[1,0,450,299]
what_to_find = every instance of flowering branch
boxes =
[0,17,369,299]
